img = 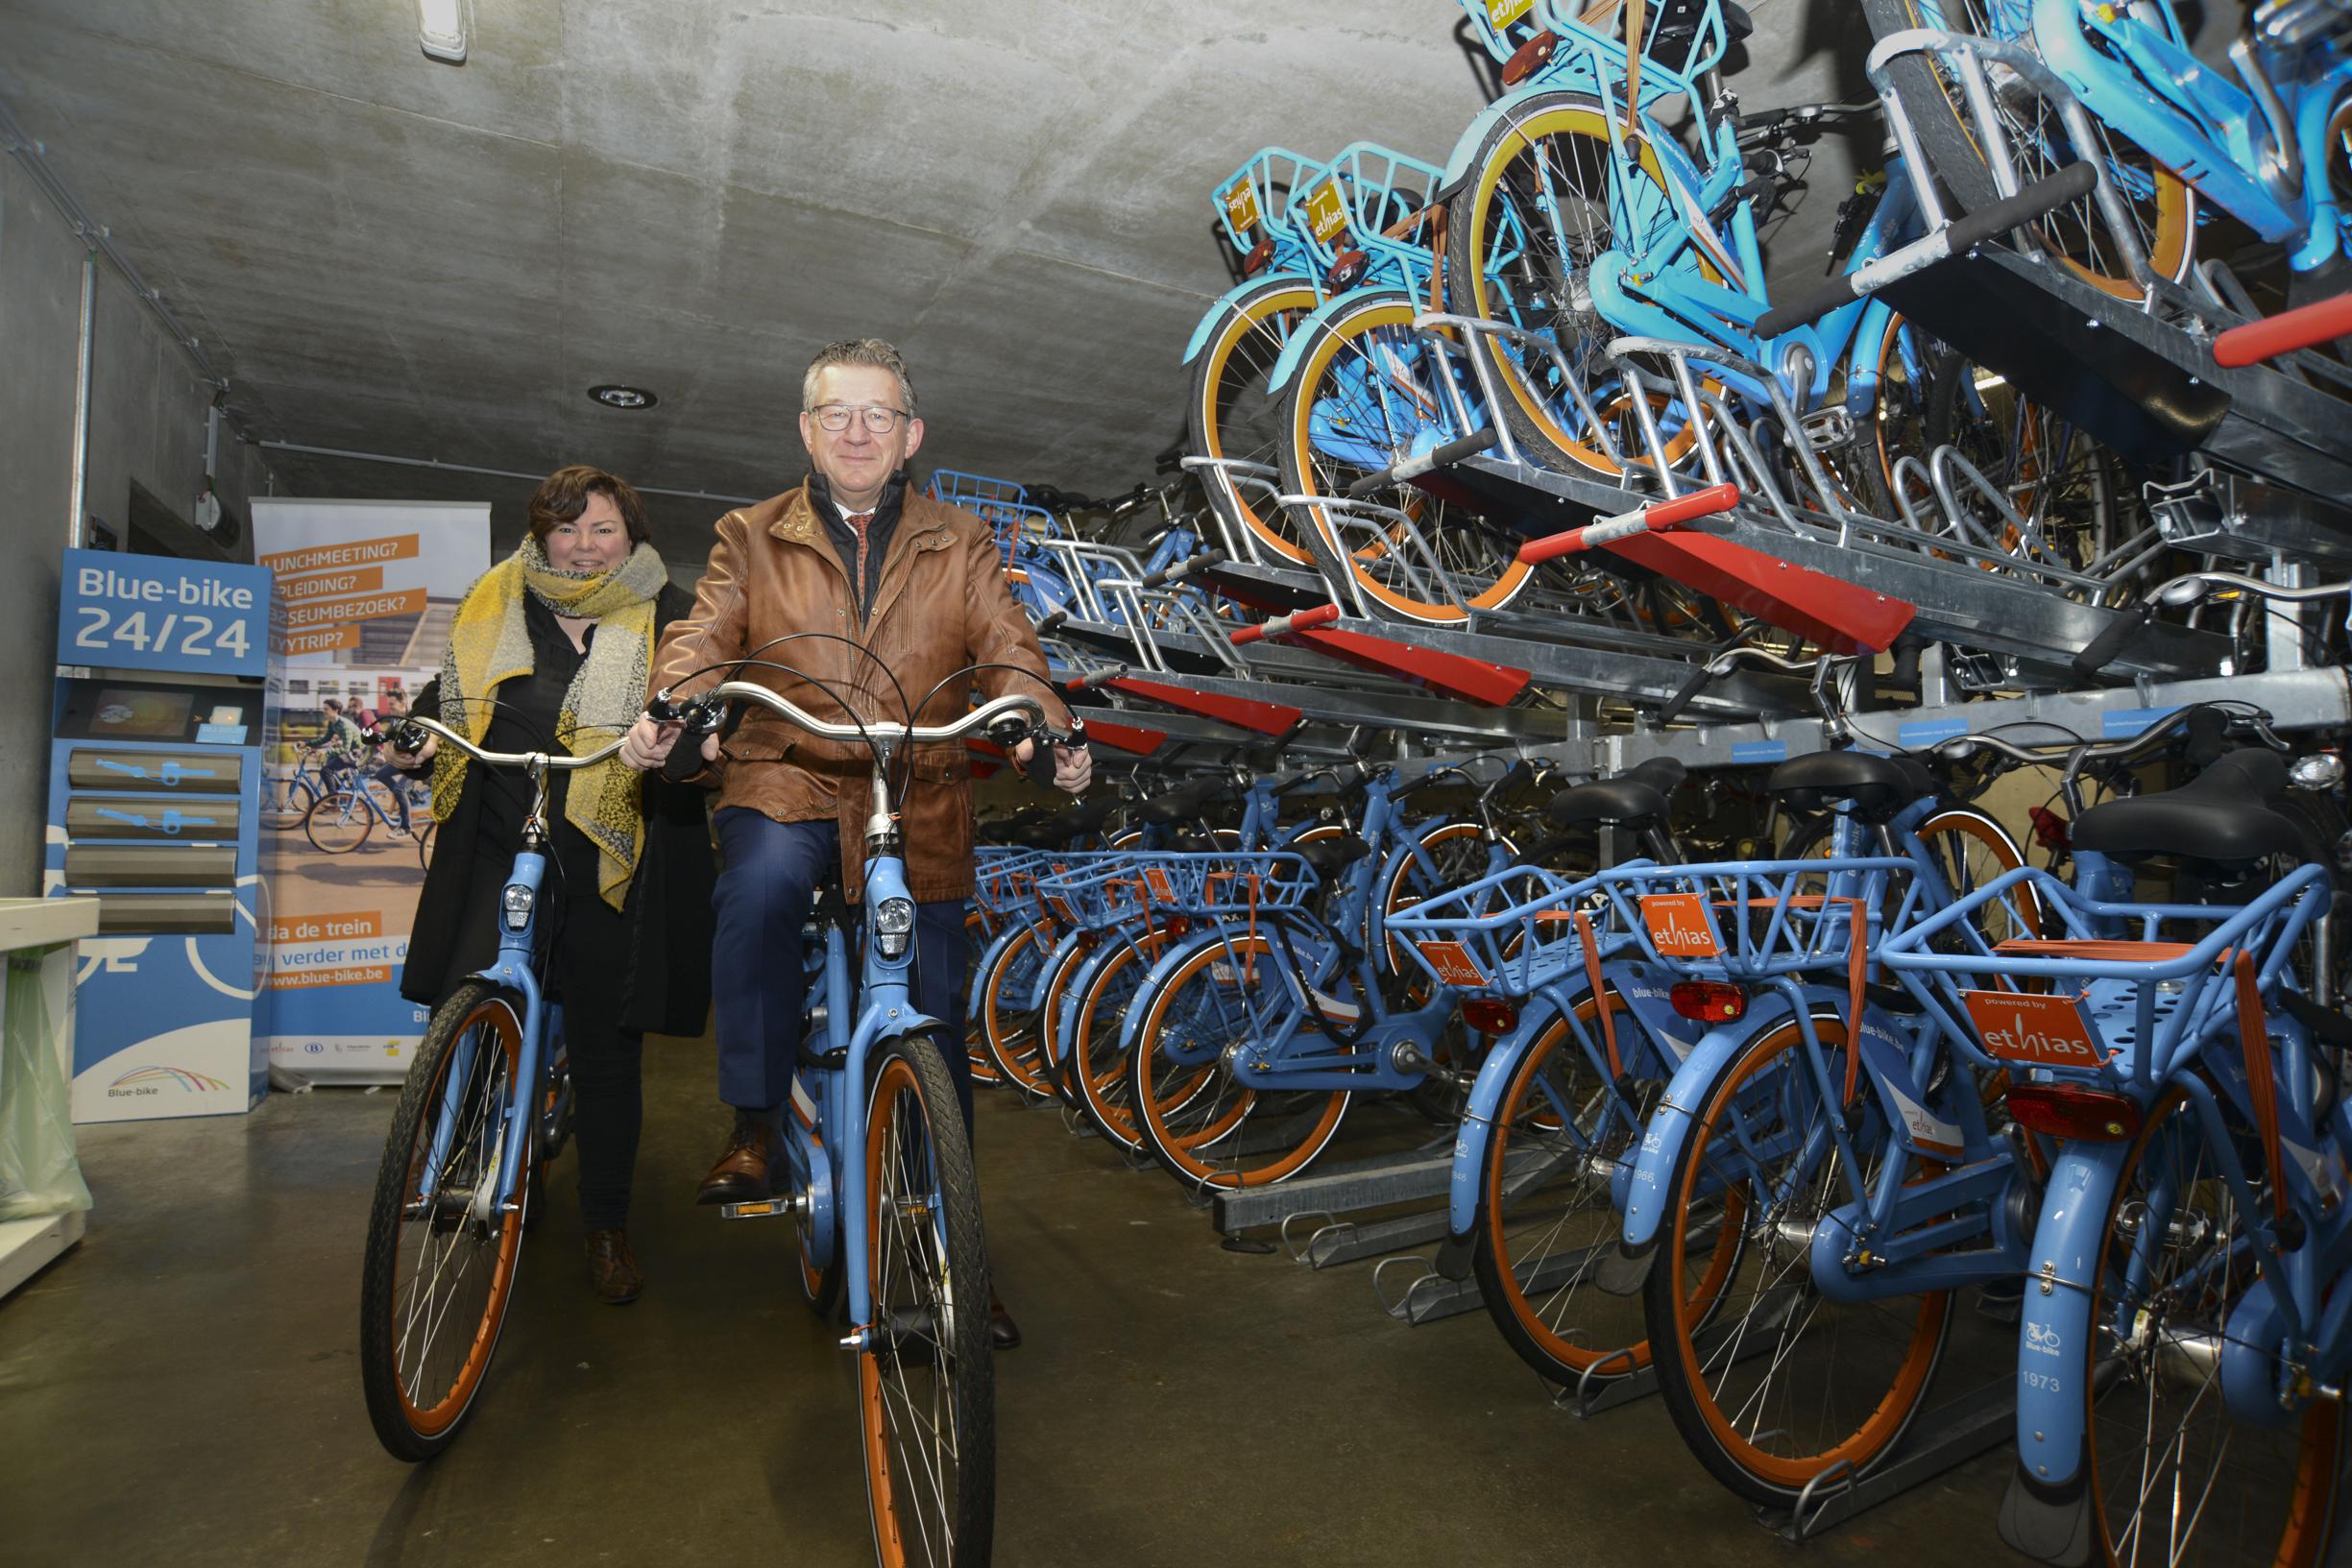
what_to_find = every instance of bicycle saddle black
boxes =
[1293,834,1372,880]
[1547,757,1687,829]
[2072,748,2309,867]
[1136,776,1229,826]
[1768,750,1932,822]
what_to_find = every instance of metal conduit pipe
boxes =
[255,440,762,507]
[65,253,94,548]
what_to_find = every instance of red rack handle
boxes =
[2213,291,2352,368]
[1230,602,1342,645]
[1515,482,1742,565]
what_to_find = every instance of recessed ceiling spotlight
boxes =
[589,384,658,410]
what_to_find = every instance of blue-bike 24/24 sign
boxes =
[58,549,271,678]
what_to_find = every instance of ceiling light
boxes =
[589,384,659,410]
[418,0,467,63]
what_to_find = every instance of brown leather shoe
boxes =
[696,1117,783,1205]
[987,1289,1021,1351]
[585,1229,643,1305]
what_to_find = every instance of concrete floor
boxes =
[0,1037,2027,1567]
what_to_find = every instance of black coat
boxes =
[399,582,715,1037]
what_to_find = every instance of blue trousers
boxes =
[712,809,972,1131]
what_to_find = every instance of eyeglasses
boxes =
[808,403,910,434]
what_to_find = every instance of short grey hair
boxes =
[803,337,917,418]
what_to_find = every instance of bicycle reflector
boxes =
[2003,1082,2143,1143]
[873,897,915,960]
[1462,999,1518,1035]
[500,882,535,932]
[1670,981,1746,1023]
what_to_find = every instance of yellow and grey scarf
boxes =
[435,536,667,910]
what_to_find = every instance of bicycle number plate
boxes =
[1223,181,1260,233]
[1641,894,1719,958]
[1415,939,1489,988]
[1144,866,1176,902]
[1959,989,2107,1070]
[1306,181,1348,245]
[1486,0,1534,26]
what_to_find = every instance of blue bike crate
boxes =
[1033,856,1162,932]
[1127,851,1318,919]
[1594,856,1920,980]
[1879,863,2331,1087]
[1384,861,1625,997]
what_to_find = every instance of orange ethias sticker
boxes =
[1144,866,1176,902]
[1416,939,1489,988]
[1307,181,1349,243]
[1960,989,2109,1070]
[1641,893,1719,958]
[1223,181,1261,233]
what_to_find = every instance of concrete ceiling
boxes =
[0,0,1878,556]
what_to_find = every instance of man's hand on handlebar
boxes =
[1013,738,1092,796]
[386,732,439,770]
[620,713,721,774]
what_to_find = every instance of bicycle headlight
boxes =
[873,896,915,959]
[500,881,536,932]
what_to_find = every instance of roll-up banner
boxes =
[251,500,489,1083]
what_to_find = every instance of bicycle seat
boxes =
[1294,834,1372,880]
[1769,750,1932,823]
[1065,796,1120,834]
[1136,776,1227,826]
[1548,758,1685,829]
[2072,749,2309,867]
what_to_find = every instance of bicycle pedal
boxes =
[718,1194,805,1220]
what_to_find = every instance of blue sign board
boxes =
[1731,739,1789,765]
[1898,718,1971,748]
[2101,707,2179,740]
[57,548,271,678]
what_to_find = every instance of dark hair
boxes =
[526,465,650,547]
[322,698,344,712]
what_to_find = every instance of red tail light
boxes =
[1463,1000,1518,1035]
[1670,981,1746,1023]
[2004,1083,2143,1142]
[1160,915,1190,939]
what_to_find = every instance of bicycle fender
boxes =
[1116,929,1234,1058]
[967,924,1030,1025]
[1266,288,1411,396]
[1997,1139,2130,1563]
[1437,80,1712,194]
[1618,984,1842,1252]
[1445,989,1587,1242]
[1182,272,1318,364]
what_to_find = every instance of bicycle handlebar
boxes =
[667,684,1078,753]
[392,715,627,772]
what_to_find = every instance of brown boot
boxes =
[696,1112,783,1205]
[585,1229,643,1305]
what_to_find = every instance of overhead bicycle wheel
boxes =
[1277,291,1539,626]
[1126,930,1351,1190]
[304,783,391,854]
[1443,90,1714,480]
[1860,0,2194,299]
[358,981,531,1462]
[858,1029,994,1568]
[1186,276,1324,566]
[1644,1011,1954,1508]
[261,774,316,831]
[978,927,1055,1099]
[1475,993,1727,1385]
[2076,1087,2345,1568]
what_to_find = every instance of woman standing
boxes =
[395,465,714,1303]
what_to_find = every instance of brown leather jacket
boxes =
[653,478,1055,903]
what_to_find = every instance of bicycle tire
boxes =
[2075,1087,2345,1568]
[963,909,1005,1088]
[1126,930,1351,1191]
[1643,1011,1953,1508]
[1473,993,1670,1384]
[977,928,1053,1099]
[1064,929,1178,1150]
[358,980,532,1461]
[859,1029,994,1568]
[303,785,378,854]
[1185,275,1323,567]
[261,775,316,831]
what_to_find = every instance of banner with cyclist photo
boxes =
[251,499,490,1083]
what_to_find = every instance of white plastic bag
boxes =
[0,953,94,1220]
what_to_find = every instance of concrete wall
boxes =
[0,153,282,898]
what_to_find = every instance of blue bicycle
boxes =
[358,717,593,1461]
[659,673,1081,1568]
